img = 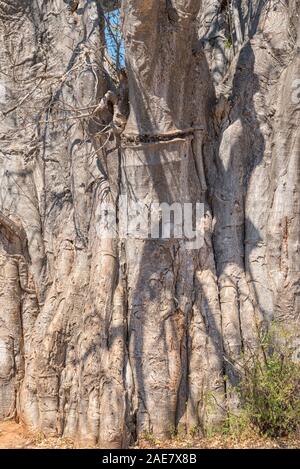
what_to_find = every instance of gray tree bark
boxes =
[0,0,299,448]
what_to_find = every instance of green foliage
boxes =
[221,410,251,437]
[141,430,158,446]
[224,37,233,49]
[224,330,300,438]
[188,425,200,438]
[241,346,300,436]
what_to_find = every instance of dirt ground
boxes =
[0,421,74,449]
[0,420,299,449]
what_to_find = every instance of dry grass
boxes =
[136,433,300,449]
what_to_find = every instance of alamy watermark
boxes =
[95,195,205,250]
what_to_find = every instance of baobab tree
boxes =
[0,0,299,448]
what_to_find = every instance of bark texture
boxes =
[0,0,299,447]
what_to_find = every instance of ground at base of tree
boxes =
[0,421,300,449]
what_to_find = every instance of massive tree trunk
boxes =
[0,0,299,448]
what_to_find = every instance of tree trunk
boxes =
[0,0,299,448]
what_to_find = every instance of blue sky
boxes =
[104,8,125,69]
